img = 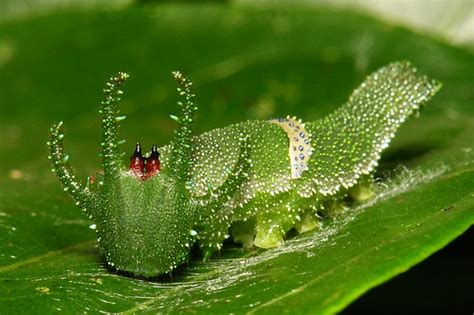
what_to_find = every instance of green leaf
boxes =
[0,4,472,314]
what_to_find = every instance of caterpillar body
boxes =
[48,61,440,277]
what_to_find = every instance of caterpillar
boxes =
[48,61,440,277]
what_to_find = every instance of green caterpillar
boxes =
[48,61,440,277]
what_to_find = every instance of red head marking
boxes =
[144,145,160,179]
[129,142,145,178]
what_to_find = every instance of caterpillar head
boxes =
[48,72,198,276]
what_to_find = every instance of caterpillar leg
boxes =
[253,192,304,249]
[295,209,321,234]
[231,217,256,249]
[197,213,230,261]
[317,196,348,218]
[254,218,287,249]
[349,175,375,202]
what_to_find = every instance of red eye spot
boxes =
[129,142,145,178]
[144,145,160,179]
